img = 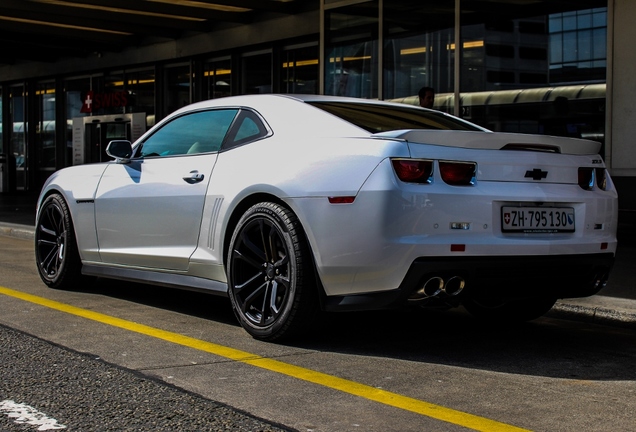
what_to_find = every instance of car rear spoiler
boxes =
[372,129,601,155]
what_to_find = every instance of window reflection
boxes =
[36,83,56,171]
[325,1,379,99]
[204,58,232,99]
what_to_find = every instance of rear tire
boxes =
[463,297,557,322]
[35,193,84,289]
[227,202,317,341]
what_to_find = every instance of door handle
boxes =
[183,171,205,184]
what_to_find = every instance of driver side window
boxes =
[139,109,239,157]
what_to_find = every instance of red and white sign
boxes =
[80,90,129,113]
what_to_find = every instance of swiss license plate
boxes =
[502,206,575,233]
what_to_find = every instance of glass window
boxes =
[308,101,482,133]
[36,82,56,170]
[325,1,379,99]
[563,31,578,62]
[281,45,319,94]
[224,109,270,149]
[454,0,607,158]
[65,77,93,165]
[548,7,607,83]
[139,109,238,157]
[9,85,26,190]
[383,0,455,103]
[124,69,155,118]
[243,52,272,94]
[204,58,232,99]
[0,88,3,162]
[164,64,191,116]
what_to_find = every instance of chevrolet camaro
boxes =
[35,94,618,340]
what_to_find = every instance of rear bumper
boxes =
[322,253,615,312]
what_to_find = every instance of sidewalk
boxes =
[1,192,635,329]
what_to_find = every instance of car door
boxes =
[94,108,239,271]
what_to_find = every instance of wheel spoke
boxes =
[241,224,267,263]
[274,274,289,290]
[266,223,278,263]
[232,247,264,273]
[243,281,268,316]
[41,245,60,276]
[268,281,280,315]
[259,282,274,324]
[258,219,271,263]
[273,253,289,270]
[45,206,59,234]
[39,225,57,238]
[234,271,264,294]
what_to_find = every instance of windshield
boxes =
[307,101,484,133]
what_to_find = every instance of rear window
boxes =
[307,101,483,133]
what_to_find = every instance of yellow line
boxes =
[0,286,529,432]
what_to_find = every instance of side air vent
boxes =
[501,143,561,153]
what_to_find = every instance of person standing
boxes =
[418,86,435,109]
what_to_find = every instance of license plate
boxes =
[502,206,575,233]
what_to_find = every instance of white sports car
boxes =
[35,94,617,340]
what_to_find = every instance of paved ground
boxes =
[1,191,635,329]
[0,324,290,432]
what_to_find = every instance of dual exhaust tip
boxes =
[409,276,466,301]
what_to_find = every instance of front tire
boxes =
[227,202,317,341]
[35,193,84,289]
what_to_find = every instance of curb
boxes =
[0,223,35,241]
[550,300,636,330]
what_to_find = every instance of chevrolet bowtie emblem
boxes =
[525,168,548,180]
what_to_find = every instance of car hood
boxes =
[373,129,601,155]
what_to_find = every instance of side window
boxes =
[139,109,238,157]
[223,109,270,150]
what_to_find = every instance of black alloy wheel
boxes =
[35,193,83,289]
[228,202,316,341]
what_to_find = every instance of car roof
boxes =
[175,93,430,113]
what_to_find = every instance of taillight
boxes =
[392,159,433,184]
[439,161,476,186]
[596,168,607,190]
[578,167,594,190]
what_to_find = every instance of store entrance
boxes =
[85,120,130,163]
[72,113,146,165]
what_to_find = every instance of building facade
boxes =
[0,0,634,232]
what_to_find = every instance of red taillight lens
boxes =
[391,159,433,184]
[439,161,476,186]
[578,167,594,190]
[596,168,607,190]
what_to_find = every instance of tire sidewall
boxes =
[35,194,75,288]
[227,203,301,339]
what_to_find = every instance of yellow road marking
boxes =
[0,286,530,432]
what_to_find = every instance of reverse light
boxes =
[391,159,433,184]
[439,161,476,186]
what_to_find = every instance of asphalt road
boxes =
[2,234,636,432]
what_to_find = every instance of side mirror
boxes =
[106,140,133,163]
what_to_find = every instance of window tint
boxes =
[308,102,484,133]
[139,109,238,157]
[223,109,270,149]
